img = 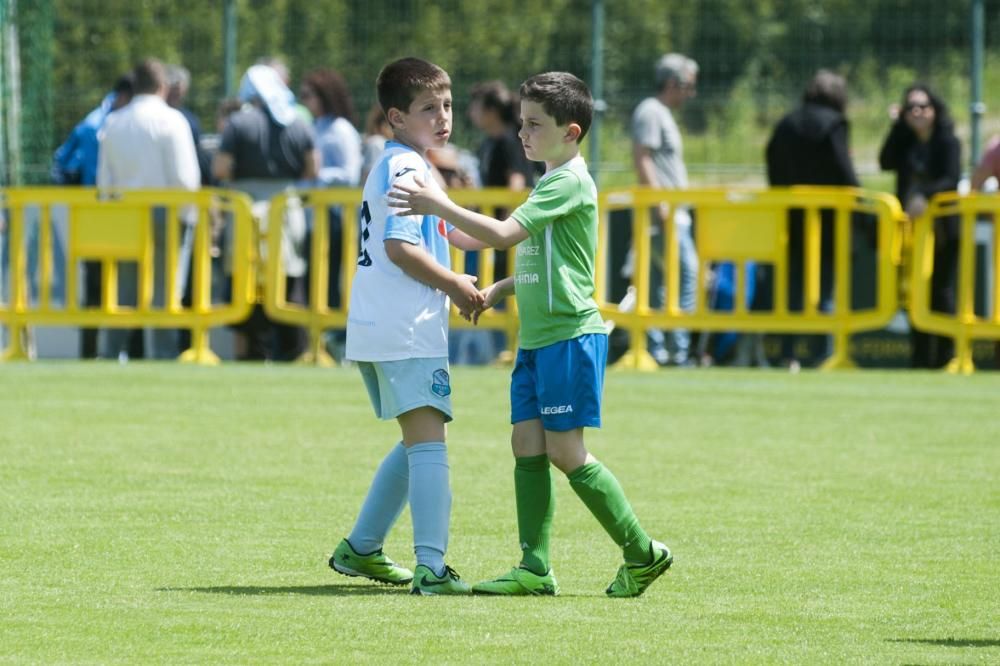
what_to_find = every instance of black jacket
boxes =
[766,102,859,187]
[878,120,960,204]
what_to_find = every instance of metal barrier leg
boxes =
[945,335,975,375]
[297,326,334,367]
[178,326,221,366]
[819,328,856,370]
[613,321,659,371]
[0,323,31,361]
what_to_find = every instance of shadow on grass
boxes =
[160,585,592,598]
[887,638,1000,648]
[158,584,406,596]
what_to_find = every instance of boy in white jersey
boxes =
[330,57,485,596]
[389,72,672,597]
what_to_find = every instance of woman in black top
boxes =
[879,84,961,368]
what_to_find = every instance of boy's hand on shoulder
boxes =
[387,174,450,218]
[449,273,484,321]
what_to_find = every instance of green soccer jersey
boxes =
[510,155,607,349]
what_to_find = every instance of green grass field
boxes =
[1,363,998,664]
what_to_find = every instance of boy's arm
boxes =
[447,228,489,251]
[384,239,483,317]
[388,175,530,249]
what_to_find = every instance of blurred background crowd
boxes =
[1,1,999,369]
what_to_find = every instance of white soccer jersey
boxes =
[345,141,453,361]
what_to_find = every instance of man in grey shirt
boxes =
[631,53,699,366]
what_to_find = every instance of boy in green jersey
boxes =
[388,72,671,597]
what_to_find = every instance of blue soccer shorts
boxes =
[510,333,607,432]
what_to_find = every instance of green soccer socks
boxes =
[568,461,652,564]
[514,454,555,575]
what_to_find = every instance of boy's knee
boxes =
[544,434,589,474]
[546,451,578,475]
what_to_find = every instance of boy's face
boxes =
[391,88,452,152]
[518,100,578,164]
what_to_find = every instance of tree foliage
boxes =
[17,0,1000,181]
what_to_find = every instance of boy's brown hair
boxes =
[376,57,451,117]
[519,72,593,143]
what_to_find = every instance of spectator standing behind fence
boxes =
[969,135,1000,369]
[766,69,860,371]
[257,56,312,125]
[97,58,200,360]
[166,64,212,188]
[52,73,133,358]
[468,80,539,193]
[212,63,318,361]
[360,103,393,184]
[299,67,363,359]
[971,135,1000,192]
[167,64,213,354]
[631,53,699,367]
[465,80,540,362]
[879,84,961,369]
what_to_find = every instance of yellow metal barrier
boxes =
[598,187,904,370]
[264,188,528,365]
[446,188,528,358]
[4,185,917,369]
[263,189,358,366]
[0,187,256,364]
[910,193,1000,374]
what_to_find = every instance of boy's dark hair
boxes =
[519,72,593,142]
[132,58,167,95]
[376,57,450,116]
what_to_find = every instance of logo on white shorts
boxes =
[431,369,451,397]
[540,404,574,415]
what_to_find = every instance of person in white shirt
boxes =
[97,57,200,360]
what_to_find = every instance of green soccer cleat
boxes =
[409,564,472,596]
[472,567,559,596]
[329,538,413,586]
[605,540,673,598]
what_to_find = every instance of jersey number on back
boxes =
[357,200,372,267]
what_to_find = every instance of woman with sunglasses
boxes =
[879,84,961,369]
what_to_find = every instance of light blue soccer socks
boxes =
[568,461,653,564]
[347,442,410,555]
[406,442,451,577]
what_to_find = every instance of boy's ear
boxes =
[564,123,582,143]
[386,107,405,129]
